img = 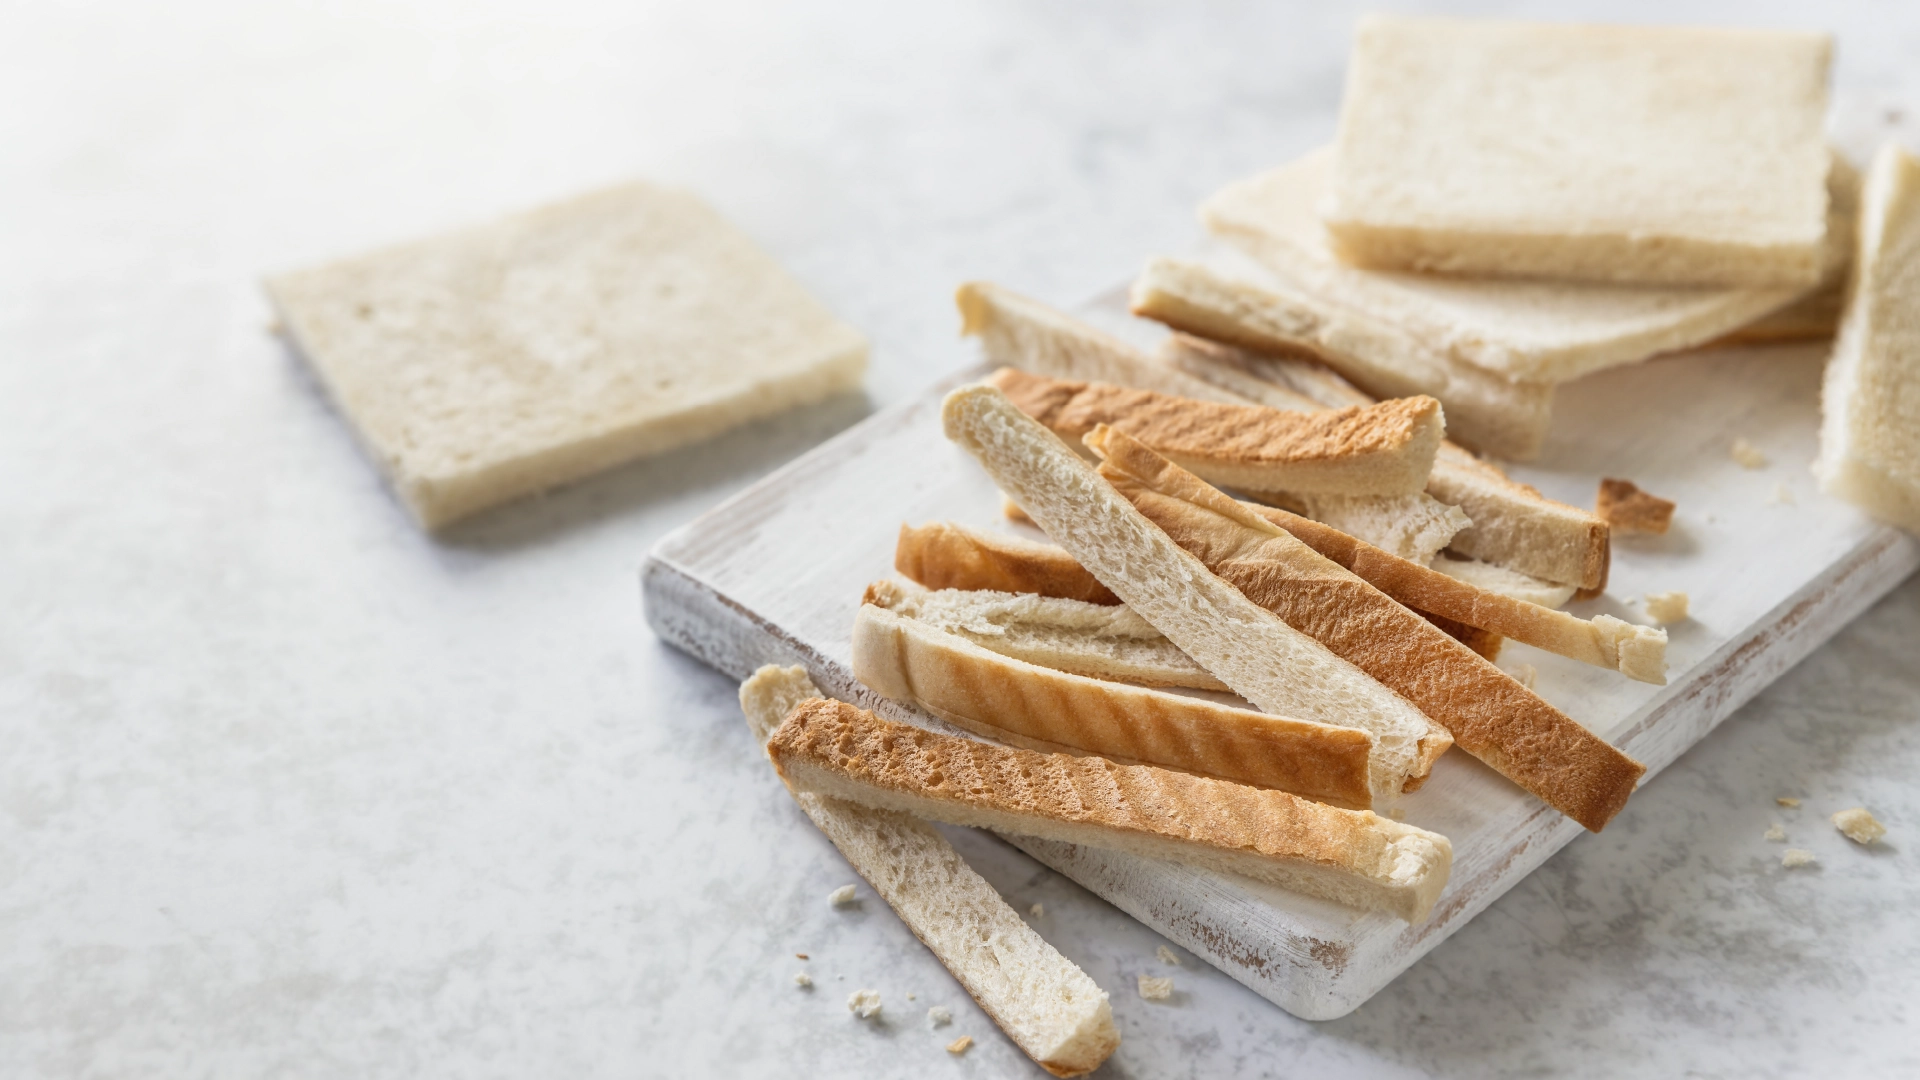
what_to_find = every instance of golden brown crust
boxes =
[1421,610,1503,662]
[1595,478,1677,536]
[766,696,1451,920]
[1093,427,1646,833]
[896,522,1117,604]
[852,603,1377,808]
[987,367,1441,496]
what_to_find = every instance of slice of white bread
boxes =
[864,579,1225,692]
[765,692,1454,923]
[740,666,1117,1076]
[896,521,1501,662]
[1130,255,1556,461]
[987,367,1443,498]
[1206,148,1833,383]
[1090,426,1648,832]
[1816,143,1920,535]
[942,383,1447,805]
[265,184,867,529]
[1143,327,1610,589]
[852,602,1378,808]
[1325,16,1832,287]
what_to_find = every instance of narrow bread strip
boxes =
[1089,427,1648,832]
[1130,255,1555,460]
[740,666,1118,1076]
[941,383,1445,805]
[1815,143,1920,534]
[987,367,1443,497]
[852,604,1377,807]
[897,522,1118,604]
[766,694,1454,922]
[864,580,1227,692]
[956,280,1244,403]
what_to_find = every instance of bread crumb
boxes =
[1776,797,1802,808]
[794,973,813,988]
[1644,592,1689,625]
[847,989,881,1019]
[1596,478,1676,535]
[795,952,808,960]
[1731,437,1768,468]
[906,992,916,1001]
[829,885,857,907]
[1832,807,1887,845]
[1782,849,1815,868]
[1137,975,1173,1000]
[1764,824,1786,842]
[946,1036,973,1055]
[1509,663,1537,690]
[1157,945,1181,966]
[1388,807,1406,821]
[1769,483,1795,505]
[928,1005,952,1027]
[1029,903,1044,917]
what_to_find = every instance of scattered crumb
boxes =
[847,989,882,1019]
[1595,478,1676,535]
[1388,807,1406,821]
[1832,807,1887,845]
[1782,849,1816,868]
[1776,797,1802,808]
[829,885,857,907]
[946,1036,973,1055]
[1509,663,1537,690]
[795,952,808,960]
[906,992,916,1001]
[1769,483,1795,505]
[1644,592,1689,625]
[794,973,813,988]
[1157,945,1181,966]
[928,1006,952,1028]
[1029,903,1044,917]
[1137,975,1174,1001]
[1731,437,1768,469]
[1764,824,1786,842]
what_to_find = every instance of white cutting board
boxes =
[641,316,1918,1020]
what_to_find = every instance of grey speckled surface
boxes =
[2,2,1916,1077]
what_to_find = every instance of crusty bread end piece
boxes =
[852,603,1378,808]
[740,666,1117,1076]
[265,184,866,530]
[1816,143,1920,535]
[767,694,1454,923]
[1595,479,1676,536]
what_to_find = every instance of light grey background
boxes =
[2,2,1915,1077]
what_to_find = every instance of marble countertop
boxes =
[3,2,1915,1077]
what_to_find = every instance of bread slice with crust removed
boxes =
[942,382,1447,805]
[766,694,1454,922]
[863,579,1225,691]
[1089,426,1648,832]
[740,666,1118,1076]
[986,367,1443,498]
[852,603,1378,807]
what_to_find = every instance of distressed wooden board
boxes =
[641,323,1918,1020]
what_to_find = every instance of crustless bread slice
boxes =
[986,367,1443,498]
[266,184,866,529]
[765,694,1454,922]
[1089,426,1648,832]
[852,603,1378,807]
[1816,143,1920,535]
[942,383,1446,805]
[740,666,1117,1076]
[1325,17,1832,288]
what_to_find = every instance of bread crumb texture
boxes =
[927,1006,952,1028]
[1644,592,1689,625]
[829,884,857,907]
[946,1036,974,1055]
[1832,807,1887,845]
[1764,824,1787,842]
[263,183,867,529]
[1782,849,1816,868]
[1156,946,1181,967]
[848,990,882,1019]
[1731,438,1769,469]
[1137,975,1174,1001]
